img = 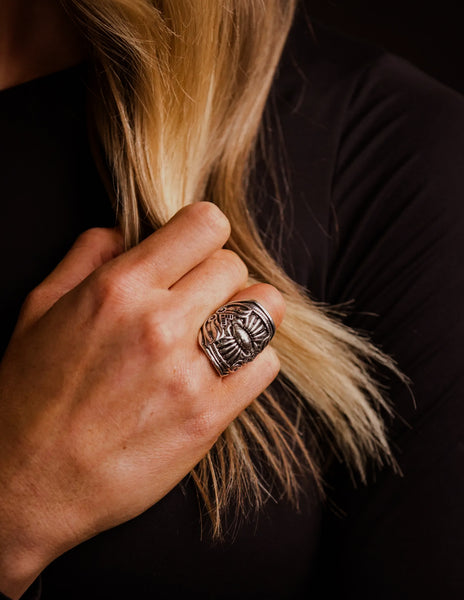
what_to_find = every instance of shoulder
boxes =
[331,42,464,208]
[265,14,464,300]
[278,12,464,117]
[267,14,464,439]
[275,12,464,166]
[280,22,464,596]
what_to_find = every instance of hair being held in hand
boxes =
[60,0,408,537]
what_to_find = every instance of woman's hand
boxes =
[0,202,285,599]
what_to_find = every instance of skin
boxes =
[0,4,286,599]
[0,0,87,91]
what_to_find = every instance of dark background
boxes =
[305,0,463,94]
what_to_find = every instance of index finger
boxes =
[117,202,231,289]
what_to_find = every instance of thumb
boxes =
[17,227,124,331]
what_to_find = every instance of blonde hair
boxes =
[62,0,408,536]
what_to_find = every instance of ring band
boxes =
[198,300,276,377]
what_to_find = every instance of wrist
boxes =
[0,481,54,599]
[0,539,44,600]
[0,432,61,597]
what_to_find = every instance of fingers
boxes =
[196,281,286,416]
[221,344,281,409]
[221,282,285,390]
[112,202,231,290]
[17,228,123,331]
[194,345,281,436]
[170,249,249,320]
[226,283,286,329]
[223,283,286,403]
[43,228,124,292]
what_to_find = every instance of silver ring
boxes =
[198,300,276,377]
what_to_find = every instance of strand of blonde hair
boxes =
[62,0,410,537]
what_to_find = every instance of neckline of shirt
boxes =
[0,61,88,98]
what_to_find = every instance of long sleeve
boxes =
[312,51,464,598]
[1,15,462,597]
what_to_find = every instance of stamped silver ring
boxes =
[198,300,276,377]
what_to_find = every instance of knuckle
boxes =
[22,286,44,311]
[254,283,286,321]
[76,227,105,245]
[166,367,220,444]
[184,408,218,444]
[20,285,56,323]
[90,268,127,308]
[259,283,284,305]
[73,228,108,255]
[265,346,281,373]
[258,347,281,381]
[189,202,231,241]
[74,228,124,261]
[166,364,202,400]
[76,227,122,248]
[141,312,182,355]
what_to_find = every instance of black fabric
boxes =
[0,14,463,600]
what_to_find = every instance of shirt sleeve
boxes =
[313,52,464,598]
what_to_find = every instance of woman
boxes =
[0,1,463,598]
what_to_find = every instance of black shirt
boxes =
[1,15,463,600]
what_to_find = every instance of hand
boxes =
[0,202,285,599]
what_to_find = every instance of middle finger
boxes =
[170,249,249,326]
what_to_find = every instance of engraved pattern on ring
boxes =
[198,300,276,377]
